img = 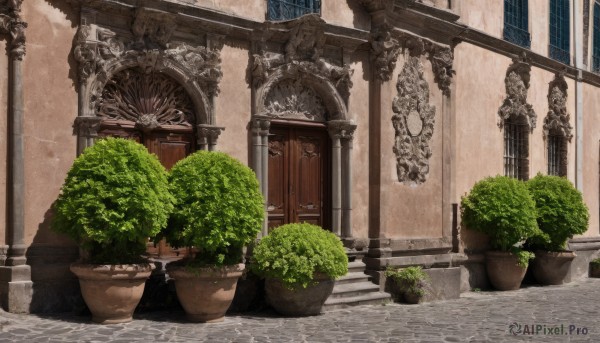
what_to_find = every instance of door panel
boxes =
[267,125,329,231]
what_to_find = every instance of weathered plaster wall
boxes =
[22,0,78,247]
[582,82,600,237]
[0,37,7,246]
[454,0,503,40]
[379,53,445,240]
[529,0,550,59]
[453,43,509,251]
[215,41,251,165]
[168,0,266,22]
[321,0,370,31]
[348,50,370,240]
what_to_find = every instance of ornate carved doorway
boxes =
[96,68,196,257]
[267,123,330,231]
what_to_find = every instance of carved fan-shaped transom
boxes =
[97,68,195,131]
[265,79,326,121]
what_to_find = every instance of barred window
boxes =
[547,131,568,176]
[504,0,531,48]
[504,117,529,180]
[593,1,600,73]
[549,0,570,64]
[268,0,321,21]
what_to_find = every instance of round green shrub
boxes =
[251,223,348,290]
[526,173,589,251]
[461,175,541,252]
[52,137,174,264]
[165,151,264,267]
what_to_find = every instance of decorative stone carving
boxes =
[73,116,102,138]
[251,15,353,121]
[392,57,436,185]
[0,0,26,60]
[97,68,195,131]
[371,24,402,82]
[265,79,326,121]
[498,55,536,132]
[328,120,357,141]
[196,124,225,147]
[543,73,573,141]
[131,8,176,50]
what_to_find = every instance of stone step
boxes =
[329,281,380,299]
[348,260,366,273]
[334,272,371,285]
[323,292,391,311]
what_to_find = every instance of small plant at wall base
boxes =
[385,266,429,304]
[461,175,541,290]
[526,173,589,285]
[52,137,174,264]
[251,223,348,316]
[589,258,600,278]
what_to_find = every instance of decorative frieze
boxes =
[543,73,573,141]
[392,57,436,185]
[498,55,536,132]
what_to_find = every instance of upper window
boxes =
[504,116,529,180]
[593,2,600,72]
[549,0,570,65]
[268,0,321,21]
[504,0,531,48]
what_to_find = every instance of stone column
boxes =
[251,116,271,237]
[197,124,225,151]
[0,1,32,313]
[74,116,102,155]
[329,120,356,239]
[341,124,357,240]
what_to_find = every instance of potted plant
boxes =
[251,223,348,316]
[526,174,589,285]
[589,258,600,278]
[385,266,430,304]
[461,175,541,291]
[52,137,173,324]
[163,151,263,323]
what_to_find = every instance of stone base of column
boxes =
[0,265,32,313]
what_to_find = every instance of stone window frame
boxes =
[503,115,530,181]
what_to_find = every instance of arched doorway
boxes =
[96,67,196,257]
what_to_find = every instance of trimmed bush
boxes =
[52,137,173,264]
[385,266,429,298]
[165,151,263,267]
[251,223,348,290]
[526,173,589,251]
[461,175,541,265]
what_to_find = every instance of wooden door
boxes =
[267,125,329,231]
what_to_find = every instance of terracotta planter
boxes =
[531,251,575,285]
[167,263,244,323]
[70,263,154,324]
[265,275,334,316]
[485,251,527,291]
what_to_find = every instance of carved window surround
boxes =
[72,7,224,154]
[249,15,357,244]
[544,73,572,176]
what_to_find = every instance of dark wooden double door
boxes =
[267,125,330,231]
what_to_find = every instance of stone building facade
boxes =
[1,0,600,313]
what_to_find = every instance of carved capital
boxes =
[426,45,454,96]
[73,116,102,138]
[197,124,225,145]
[328,120,357,141]
[370,24,401,81]
[251,115,271,136]
[498,55,536,132]
[544,73,573,141]
[1,0,26,60]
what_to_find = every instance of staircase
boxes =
[323,259,391,311]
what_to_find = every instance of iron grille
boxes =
[504,119,529,180]
[549,0,570,65]
[547,133,567,176]
[504,0,531,48]
[593,2,600,72]
[268,0,321,21]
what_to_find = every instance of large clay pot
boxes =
[265,275,334,316]
[70,263,155,324]
[485,251,527,291]
[531,251,575,285]
[167,263,244,323]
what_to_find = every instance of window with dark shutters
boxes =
[504,0,531,48]
[549,0,571,65]
[267,0,321,21]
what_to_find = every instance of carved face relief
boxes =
[97,68,195,131]
[265,79,327,121]
[392,57,436,185]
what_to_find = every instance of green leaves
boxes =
[164,151,264,267]
[52,137,174,264]
[385,266,429,297]
[526,173,589,251]
[251,223,348,290]
[460,175,541,252]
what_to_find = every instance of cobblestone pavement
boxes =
[1,278,600,342]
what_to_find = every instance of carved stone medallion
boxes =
[265,79,327,121]
[392,57,436,185]
[97,68,195,131]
